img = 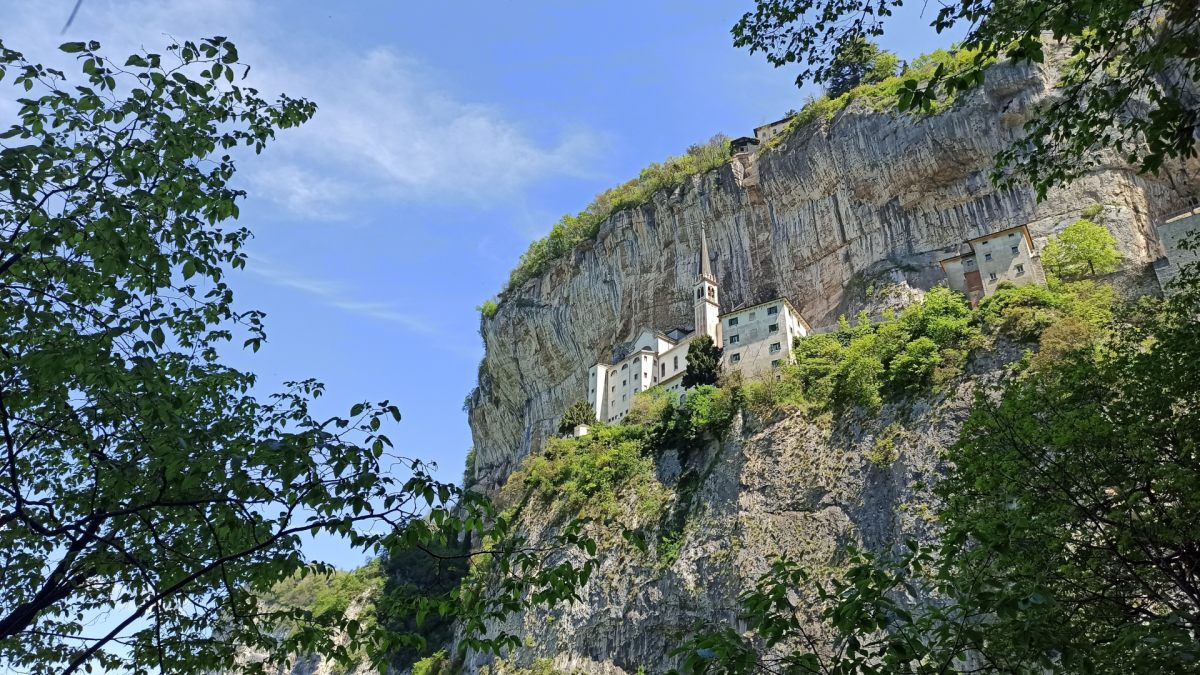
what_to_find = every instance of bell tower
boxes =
[694,229,721,343]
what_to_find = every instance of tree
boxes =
[558,399,597,434]
[0,39,597,675]
[825,39,897,97]
[732,0,1200,198]
[683,335,723,388]
[1042,219,1122,278]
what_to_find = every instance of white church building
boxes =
[586,230,812,424]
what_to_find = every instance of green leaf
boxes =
[60,42,87,53]
[182,260,196,279]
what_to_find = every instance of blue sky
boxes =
[1,0,960,570]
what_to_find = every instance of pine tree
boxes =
[683,335,724,388]
[558,399,597,434]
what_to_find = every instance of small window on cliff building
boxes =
[673,356,679,370]
[708,287,715,298]
[697,289,702,299]
[728,317,739,327]
[966,260,975,267]
[989,272,998,280]
[770,342,780,353]
[768,323,779,333]
[729,335,740,344]
[730,353,741,363]
[661,364,666,377]
[1016,264,1025,273]
[985,253,992,261]
[749,312,756,321]
[767,306,778,315]
[1012,246,1019,254]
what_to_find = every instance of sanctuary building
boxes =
[586,231,812,424]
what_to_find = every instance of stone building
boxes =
[586,230,811,424]
[1152,207,1200,293]
[939,224,1044,306]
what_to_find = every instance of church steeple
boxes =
[694,229,721,343]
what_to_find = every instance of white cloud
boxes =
[0,0,601,216]
[246,254,435,332]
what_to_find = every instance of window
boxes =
[728,334,740,344]
[728,317,739,327]
[622,395,626,401]
[771,359,781,367]
[1008,233,1016,237]
[697,289,702,299]
[730,353,741,363]
[749,312,756,321]
[767,306,778,315]
[591,373,595,378]
[1016,264,1025,273]
[622,380,626,386]
[661,364,666,377]
[981,239,988,245]
[985,253,992,261]
[611,386,615,392]
[1011,246,1019,254]
[966,259,975,267]
[621,364,627,370]
[644,372,648,379]
[989,272,998,280]
[673,356,678,370]
[634,373,638,380]
[768,323,779,333]
[708,287,714,298]
[770,342,781,353]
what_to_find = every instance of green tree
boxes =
[0,39,597,675]
[825,39,897,97]
[732,0,1199,197]
[683,335,723,388]
[1042,218,1122,278]
[558,399,598,434]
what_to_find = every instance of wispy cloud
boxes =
[0,0,601,218]
[247,254,435,333]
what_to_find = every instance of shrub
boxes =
[976,280,1116,341]
[1029,316,1099,372]
[1081,203,1105,219]
[499,425,666,522]
[412,652,451,675]
[624,386,677,427]
[477,299,499,318]
[866,425,901,466]
[888,337,942,395]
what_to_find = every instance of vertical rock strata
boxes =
[468,51,1196,493]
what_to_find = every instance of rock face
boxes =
[461,44,1199,673]
[466,47,1198,495]
[464,343,1023,675]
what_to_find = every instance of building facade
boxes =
[1152,207,1200,293]
[585,230,811,424]
[939,224,1044,306]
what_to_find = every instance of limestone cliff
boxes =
[465,43,1197,495]
[462,342,1024,675]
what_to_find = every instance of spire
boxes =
[699,228,715,282]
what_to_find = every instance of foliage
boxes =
[789,288,980,413]
[683,335,724,388]
[505,135,730,293]
[0,38,600,675]
[376,538,472,672]
[500,425,668,522]
[481,656,565,675]
[1080,203,1105,220]
[412,651,452,675]
[762,47,986,147]
[463,446,478,490]
[478,299,499,319]
[975,279,1116,341]
[624,386,679,427]
[559,398,599,434]
[1042,219,1122,279]
[732,0,1199,198]
[825,39,898,97]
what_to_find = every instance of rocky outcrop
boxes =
[464,342,1027,675]
[466,44,1198,495]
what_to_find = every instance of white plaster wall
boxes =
[976,229,1036,291]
